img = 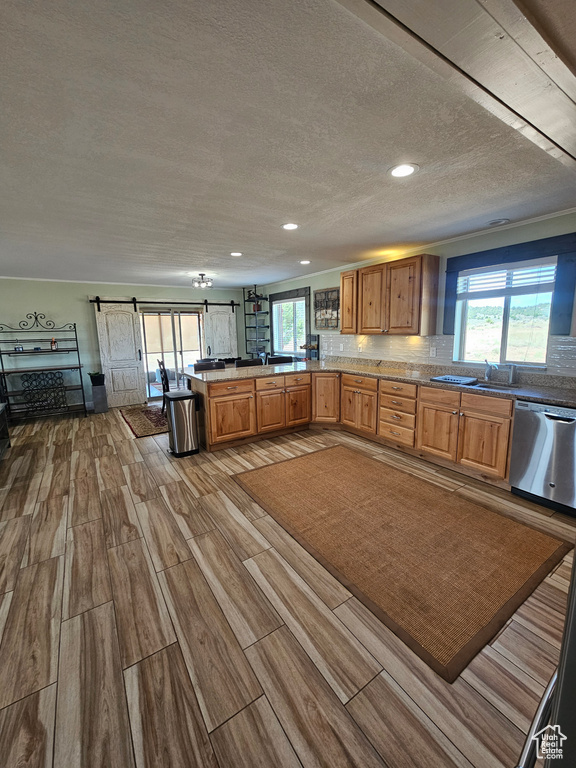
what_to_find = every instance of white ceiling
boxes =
[1,0,575,288]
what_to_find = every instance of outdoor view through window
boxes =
[272,298,306,357]
[454,259,556,364]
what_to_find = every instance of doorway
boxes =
[140,310,202,399]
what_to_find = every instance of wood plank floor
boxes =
[0,410,572,767]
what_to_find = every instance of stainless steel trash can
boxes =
[165,391,200,457]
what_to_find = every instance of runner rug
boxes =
[234,444,571,682]
[119,405,168,437]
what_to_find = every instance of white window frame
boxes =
[271,297,306,357]
[453,257,556,365]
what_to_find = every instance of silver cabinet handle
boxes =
[452,411,458,415]
[294,377,303,381]
[391,400,401,405]
[249,395,254,398]
[226,386,238,390]
[390,431,400,436]
[354,379,363,383]
[392,386,402,390]
[391,415,401,420]
[460,412,464,416]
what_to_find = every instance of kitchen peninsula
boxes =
[184,359,576,486]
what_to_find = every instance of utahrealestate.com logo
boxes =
[533,725,567,760]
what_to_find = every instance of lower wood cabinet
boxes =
[256,390,286,433]
[256,384,311,432]
[457,393,513,477]
[415,387,512,478]
[341,385,377,434]
[312,373,340,422]
[208,391,257,444]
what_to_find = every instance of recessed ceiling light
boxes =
[300,260,311,265]
[488,218,511,227]
[389,163,419,178]
[230,252,242,256]
[282,222,299,230]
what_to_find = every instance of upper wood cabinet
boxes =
[340,270,358,334]
[341,254,439,336]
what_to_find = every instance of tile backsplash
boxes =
[319,332,576,378]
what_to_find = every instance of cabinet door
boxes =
[340,270,358,334]
[457,411,511,478]
[286,386,311,426]
[312,373,340,422]
[209,393,256,444]
[357,391,377,434]
[256,390,286,433]
[340,386,357,428]
[358,264,386,334]
[415,402,459,461]
[385,256,422,335]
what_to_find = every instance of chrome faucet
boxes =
[507,364,518,385]
[484,359,498,382]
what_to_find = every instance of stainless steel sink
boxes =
[473,383,514,390]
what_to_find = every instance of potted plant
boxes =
[88,371,105,386]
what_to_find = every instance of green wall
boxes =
[0,278,244,396]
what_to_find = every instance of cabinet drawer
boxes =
[460,393,513,418]
[378,407,415,429]
[208,379,254,397]
[255,376,286,391]
[379,393,417,414]
[341,374,378,392]
[379,380,417,399]
[418,386,460,408]
[284,373,311,388]
[378,422,415,447]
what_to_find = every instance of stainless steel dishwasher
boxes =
[509,400,576,513]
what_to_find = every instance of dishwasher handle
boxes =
[545,413,576,424]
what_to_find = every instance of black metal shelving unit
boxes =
[0,313,87,421]
[243,286,270,358]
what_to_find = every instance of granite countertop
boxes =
[184,361,576,408]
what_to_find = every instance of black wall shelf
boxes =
[243,286,270,358]
[0,313,87,421]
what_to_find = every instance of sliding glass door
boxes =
[140,310,201,398]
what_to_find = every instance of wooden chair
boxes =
[235,358,264,368]
[267,355,293,364]
[157,359,170,415]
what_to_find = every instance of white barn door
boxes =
[203,306,238,358]
[94,303,147,407]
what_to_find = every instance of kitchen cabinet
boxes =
[256,389,286,432]
[312,372,340,422]
[415,387,460,461]
[416,387,512,478]
[343,254,439,336]
[209,390,256,444]
[340,270,358,334]
[378,379,418,447]
[340,374,378,434]
[457,393,512,478]
[358,264,386,334]
[286,385,311,426]
[256,374,312,432]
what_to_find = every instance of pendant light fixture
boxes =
[192,273,213,289]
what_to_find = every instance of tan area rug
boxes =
[120,405,168,437]
[234,445,571,682]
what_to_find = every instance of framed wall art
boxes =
[314,288,339,330]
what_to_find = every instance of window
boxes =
[272,297,306,357]
[140,310,201,396]
[454,258,556,364]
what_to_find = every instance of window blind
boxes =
[457,258,556,298]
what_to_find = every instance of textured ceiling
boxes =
[1,0,575,288]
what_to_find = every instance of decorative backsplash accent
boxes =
[319,331,576,379]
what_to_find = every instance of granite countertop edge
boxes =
[184,362,576,408]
